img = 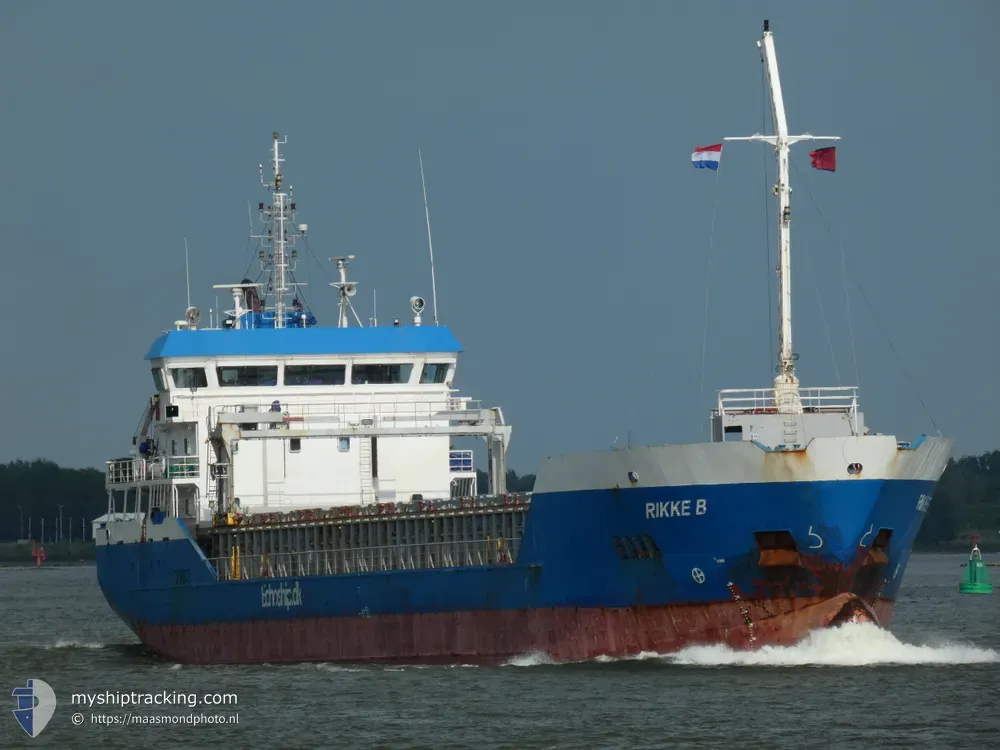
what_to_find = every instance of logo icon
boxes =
[12,679,57,738]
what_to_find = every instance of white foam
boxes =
[665,623,999,667]
[503,650,558,667]
[313,663,364,673]
[45,639,106,650]
[501,624,998,668]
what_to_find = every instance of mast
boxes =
[273,134,288,327]
[725,20,840,413]
[252,131,305,328]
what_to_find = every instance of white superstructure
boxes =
[105,133,512,524]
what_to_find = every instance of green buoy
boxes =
[959,544,993,595]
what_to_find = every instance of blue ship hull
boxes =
[95,475,937,664]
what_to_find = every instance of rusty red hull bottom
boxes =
[134,594,895,665]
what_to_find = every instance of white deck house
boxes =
[106,324,512,522]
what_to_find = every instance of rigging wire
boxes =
[698,165,724,439]
[300,234,338,319]
[788,157,861,388]
[300,234,335,288]
[791,158,862,391]
[242,210,270,281]
[794,190,842,386]
[790,159,941,436]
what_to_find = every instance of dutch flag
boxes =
[691,143,723,170]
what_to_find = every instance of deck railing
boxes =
[209,395,489,429]
[716,387,859,416]
[106,455,200,485]
[212,536,520,581]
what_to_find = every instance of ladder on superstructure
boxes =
[358,437,375,505]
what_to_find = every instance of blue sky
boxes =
[2,0,996,471]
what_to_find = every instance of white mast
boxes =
[273,132,288,327]
[725,20,840,414]
[252,131,306,329]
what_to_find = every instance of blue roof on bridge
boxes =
[145,326,463,360]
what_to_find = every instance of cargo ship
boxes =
[94,22,952,664]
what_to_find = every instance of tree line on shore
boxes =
[0,451,995,550]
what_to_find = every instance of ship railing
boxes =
[165,455,199,479]
[106,456,199,485]
[212,537,521,581]
[105,457,161,484]
[209,396,488,430]
[715,387,859,416]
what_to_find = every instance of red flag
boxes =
[809,147,836,172]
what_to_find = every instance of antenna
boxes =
[418,149,440,326]
[184,237,191,309]
[373,288,378,327]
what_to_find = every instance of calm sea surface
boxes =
[1,553,997,749]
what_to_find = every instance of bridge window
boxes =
[351,363,413,385]
[284,364,346,386]
[216,365,278,387]
[151,368,165,391]
[420,363,450,384]
[172,367,208,389]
